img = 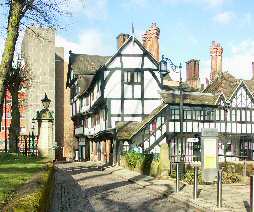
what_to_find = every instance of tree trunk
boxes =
[0,1,23,123]
[9,85,20,153]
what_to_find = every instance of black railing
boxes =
[18,134,39,156]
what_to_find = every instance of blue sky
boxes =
[1,0,254,82]
[55,0,254,82]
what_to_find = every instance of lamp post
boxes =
[159,55,184,162]
[222,101,230,162]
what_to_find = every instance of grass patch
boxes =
[0,153,49,210]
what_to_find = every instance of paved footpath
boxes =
[50,161,197,212]
[107,167,250,212]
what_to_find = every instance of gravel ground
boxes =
[50,162,197,212]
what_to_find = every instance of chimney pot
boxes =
[186,59,200,89]
[142,23,160,61]
[116,33,130,49]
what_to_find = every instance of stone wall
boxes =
[21,27,75,160]
[63,62,75,159]
[21,28,55,139]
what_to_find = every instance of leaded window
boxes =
[124,71,141,83]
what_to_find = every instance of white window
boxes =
[221,110,224,121]
[231,109,236,122]
[247,110,251,121]
[216,110,220,121]
[124,71,141,83]
[237,110,241,121]
[242,110,246,121]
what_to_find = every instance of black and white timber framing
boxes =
[66,36,163,160]
[123,80,254,162]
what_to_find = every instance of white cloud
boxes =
[205,0,226,7]
[224,40,254,79]
[200,40,254,83]
[68,0,108,20]
[159,0,230,7]
[56,29,112,59]
[213,11,235,24]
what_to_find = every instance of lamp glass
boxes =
[42,100,51,109]
[160,60,168,74]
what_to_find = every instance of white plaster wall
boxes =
[144,100,161,114]
[107,57,121,69]
[124,117,142,122]
[104,71,121,98]
[134,85,141,98]
[121,41,143,54]
[111,117,121,128]
[122,56,142,68]
[124,84,132,98]
[111,100,121,115]
[124,100,142,114]
[144,71,160,98]
[143,56,157,69]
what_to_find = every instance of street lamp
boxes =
[221,101,230,162]
[41,93,51,109]
[159,55,184,163]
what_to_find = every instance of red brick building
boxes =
[0,89,27,150]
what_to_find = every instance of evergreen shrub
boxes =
[122,152,160,176]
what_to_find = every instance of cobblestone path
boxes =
[50,162,196,212]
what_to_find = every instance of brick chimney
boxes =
[116,33,130,49]
[210,41,223,81]
[186,59,200,89]
[142,23,160,61]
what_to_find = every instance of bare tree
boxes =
[0,0,71,122]
[6,59,31,152]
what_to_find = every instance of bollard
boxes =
[193,166,198,200]
[176,163,179,193]
[217,169,223,208]
[250,175,254,212]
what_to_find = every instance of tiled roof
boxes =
[69,53,110,75]
[161,92,219,106]
[244,80,254,94]
[203,72,254,99]
[116,103,167,140]
[203,72,239,98]
[117,91,219,140]
[77,75,94,93]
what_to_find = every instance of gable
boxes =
[216,94,226,106]
[230,83,254,108]
[106,36,158,70]
[121,40,143,54]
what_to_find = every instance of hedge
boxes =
[120,152,161,177]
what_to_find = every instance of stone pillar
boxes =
[160,143,170,178]
[93,141,97,161]
[35,93,55,160]
[97,141,101,161]
[112,139,118,166]
[101,140,106,163]
[106,140,111,163]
